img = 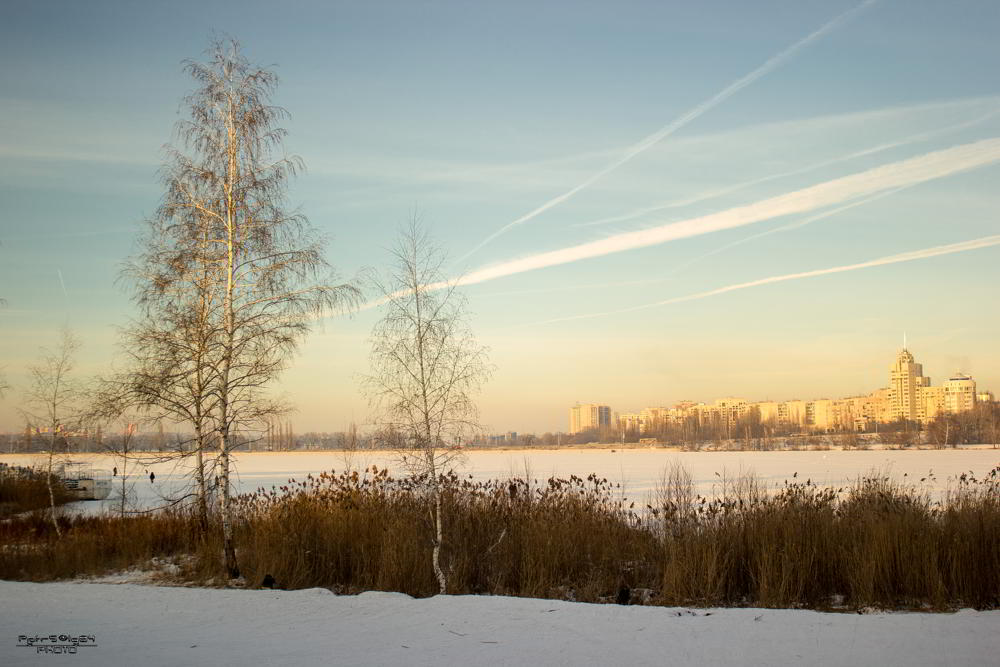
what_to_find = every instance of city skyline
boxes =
[601,344,988,437]
[2,1,999,434]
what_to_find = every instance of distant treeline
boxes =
[2,402,997,453]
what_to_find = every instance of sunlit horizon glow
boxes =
[1,1,998,434]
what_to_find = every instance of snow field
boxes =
[1,581,997,666]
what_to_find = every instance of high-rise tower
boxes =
[568,403,611,434]
[888,346,930,421]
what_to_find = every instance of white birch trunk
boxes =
[46,444,61,538]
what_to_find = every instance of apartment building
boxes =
[944,374,976,413]
[617,412,642,432]
[888,348,931,421]
[569,403,611,434]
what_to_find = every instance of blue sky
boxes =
[1,0,999,433]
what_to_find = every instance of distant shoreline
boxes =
[1,442,997,459]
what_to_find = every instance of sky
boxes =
[1,0,999,434]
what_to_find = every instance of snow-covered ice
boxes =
[2,448,998,515]
[1,581,997,666]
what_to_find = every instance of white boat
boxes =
[60,463,112,501]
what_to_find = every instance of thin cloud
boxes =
[5,227,133,242]
[312,97,998,207]
[0,146,154,167]
[457,0,878,261]
[530,234,1000,326]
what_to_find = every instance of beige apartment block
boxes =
[617,412,642,432]
[712,397,750,424]
[867,388,892,423]
[754,401,781,424]
[836,396,871,431]
[569,403,612,434]
[639,407,669,433]
[637,404,700,432]
[752,399,816,429]
[944,374,977,413]
[673,401,699,416]
[808,399,837,430]
[784,400,809,428]
[922,385,946,422]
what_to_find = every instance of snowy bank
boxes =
[1,581,997,666]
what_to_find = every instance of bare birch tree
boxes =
[123,38,359,578]
[20,327,84,537]
[363,221,491,594]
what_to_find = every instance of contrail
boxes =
[477,186,911,299]
[573,107,1000,229]
[457,0,878,261]
[358,137,1000,312]
[445,138,1000,289]
[655,184,914,279]
[531,234,1000,326]
[56,269,68,299]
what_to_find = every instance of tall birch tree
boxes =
[126,38,358,578]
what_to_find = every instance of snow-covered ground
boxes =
[1,581,997,666]
[2,448,998,515]
[3,452,998,665]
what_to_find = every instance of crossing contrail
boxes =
[358,137,1000,312]
[446,138,1000,288]
[476,185,912,299]
[530,234,1000,325]
[654,184,914,279]
[457,0,878,261]
[573,107,1000,229]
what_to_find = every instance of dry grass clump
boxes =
[0,464,72,517]
[655,467,1000,609]
[1,465,997,611]
[0,509,215,582]
[660,479,835,607]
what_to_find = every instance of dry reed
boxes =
[1,464,997,610]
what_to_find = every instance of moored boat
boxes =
[60,463,112,501]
